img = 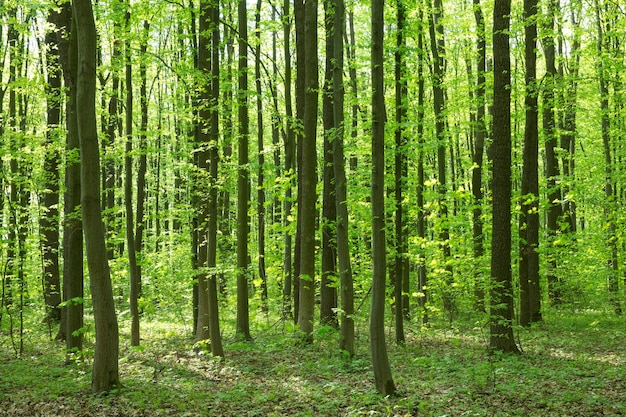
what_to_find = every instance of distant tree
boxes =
[73,0,120,392]
[371,0,396,395]
[490,0,520,354]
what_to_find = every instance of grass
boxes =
[0,308,624,416]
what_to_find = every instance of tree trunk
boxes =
[331,0,354,355]
[297,0,318,342]
[416,7,428,324]
[490,0,520,354]
[281,0,295,320]
[519,0,541,326]
[542,0,563,305]
[394,0,407,343]
[371,0,396,396]
[255,0,268,312]
[57,3,84,353]
[428,0,454,321]
[73,0,120,392]
[236,0,251,341]
[124,6,140,347]
[42,8,63,323]
[321,0,338,328]
[471,0,486,312]
[595,1,622,315]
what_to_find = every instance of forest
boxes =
[0,0,625,415]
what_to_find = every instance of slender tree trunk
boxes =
[520,0,541,326]
[282,0,295,320]
[236,0,251,341]
[297,0,318,342]
[471,0,486,312]
[371,0,396,396]
[42,8,63,323]
[490,0,520,354]
[124,6,140,347]
[542,0,563,305]
[331,0,354,355]
[135,20,150,303]
[206,2,225,355]
[73,0,120,392]
[595,1,622,315]
[428,0,454,321]
[394,0,407,343]
[255,0,268,312]
[57,3,84,352]
[321,0,338,327]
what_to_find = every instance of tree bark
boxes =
[490,0,520,354]
[519,0,541,326]
[42,7,63,323]
[236,0,251,341]
[321,0,338,328]
[73,0,120,392]
[371,0,396,396]
[297,0,318,342]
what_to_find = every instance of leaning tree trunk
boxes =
[73,0,120,392]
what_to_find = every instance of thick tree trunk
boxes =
[371,0,396,396]
[297,0,318,342]
[73,0,120,392]
[490,0,520,354]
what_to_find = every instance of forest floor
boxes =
[0,308,624,416]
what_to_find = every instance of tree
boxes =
[371,0,396,395]
[542,0,563,305]
[519,0,541,326]
[332,0,355,356]
[321,0,338,327]
[124,4,140,347]
[393,0,408,343]
[471,0,486,312]
[296,0,319,342]
[236,0,251,341]
[42,7,63,324]
[490,0,520,354]
[73,0,120,392]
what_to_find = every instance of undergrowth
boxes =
[0,309,624,416]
